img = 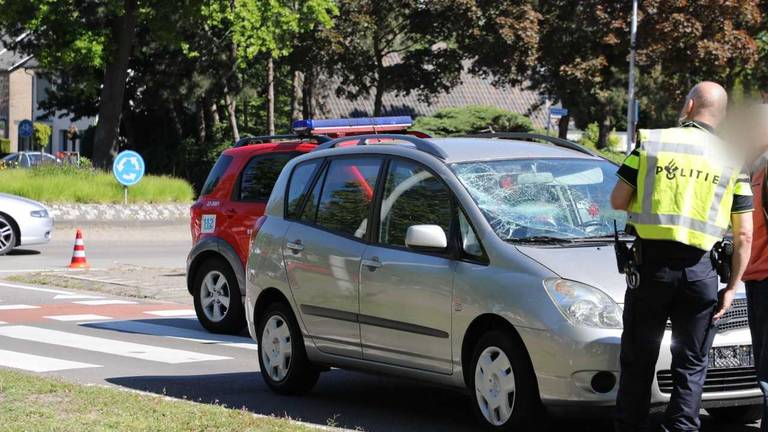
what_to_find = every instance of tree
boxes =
[0,0,190,168]
[325,0,464,116]
[457,1,762,147]
[636,0,762,114]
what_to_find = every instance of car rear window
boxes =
[200,155,233,196]
[237,153,299,202]
[286,159,323,219]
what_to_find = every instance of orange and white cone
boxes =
[68,229,89,269]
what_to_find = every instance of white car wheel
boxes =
[257,302,319,394]
[0,216,16,255]
[200,270,231,323]
[475,346,516,426]
[260,314,293,382]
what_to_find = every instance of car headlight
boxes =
[543,278,623,329]
[30,209,49,218]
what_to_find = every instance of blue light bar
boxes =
[292,116,413,134]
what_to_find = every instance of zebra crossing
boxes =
[0,280,257,376]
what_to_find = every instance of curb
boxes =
[47,203,191,223]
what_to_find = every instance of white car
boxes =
[0,193,54,255]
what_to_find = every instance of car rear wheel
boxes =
[257,302,319,395]
[470,330,539,430]
[193,257,245,334]
[707,405,762,424]
[0,215,17,255]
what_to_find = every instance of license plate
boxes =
[709,345,754,369]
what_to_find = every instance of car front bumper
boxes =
[19,215,54,246]
[517,325,761,412]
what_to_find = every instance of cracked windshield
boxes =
[452,158,627,241]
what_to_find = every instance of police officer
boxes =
[610,81,754,432]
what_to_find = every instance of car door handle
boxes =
[362,257,382,270]
[286,240,304,253]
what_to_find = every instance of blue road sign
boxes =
[550,107,569,117]
[113,150,145,187]
[18,120,33,138]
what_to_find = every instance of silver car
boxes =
[245,134,759,429]
[0,193,54,255]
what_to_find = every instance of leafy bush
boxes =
[33,123,52,149]
[0,164,194,204]
[579,122,622,150]
[413,106,533,137]
[0,138,10,154]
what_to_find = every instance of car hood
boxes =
[516,244,629,303]
[0,193,47,210]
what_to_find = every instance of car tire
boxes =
[470,330,540,431]
[707,405,762,424]
[0,215,17,256]
[192,256,245,334]
[257,301,319,395]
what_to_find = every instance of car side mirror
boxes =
[405,225,448,251]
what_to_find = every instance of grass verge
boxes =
[0,369,316,432]
[0,166,194,204]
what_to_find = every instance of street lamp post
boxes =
[626,0,639,155]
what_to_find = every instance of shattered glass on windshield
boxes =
[452,158,627,241]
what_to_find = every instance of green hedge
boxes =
[0,165,194,204]
[413,105,533,137]
[0,138,10,153]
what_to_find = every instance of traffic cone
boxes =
[68,229,90,269]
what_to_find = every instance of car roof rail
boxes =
[463,132,597,157]
[233,134,332,148]
[314,134,448,159]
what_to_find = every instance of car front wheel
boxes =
[258,302,319,395]
[0,215,17,255]
[193,257,245,334]
[470,330,540,430]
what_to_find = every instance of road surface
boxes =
[0,278,760,431]
[0,222,190,272]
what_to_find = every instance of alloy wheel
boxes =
[0,218,13,252]
[200,270,231,322]
[475,346,517,426]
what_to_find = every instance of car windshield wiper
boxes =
[574,233,635,242]
[506,236,576,244]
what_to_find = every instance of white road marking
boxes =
[44,314,113,322]
[0,326,231,363]
[73,300,137,306]
[0,304,40,310]
[0,282,71,295]
[93,320,258,351]
[54,294,104,300]
[144,309,196,317]
[0,349,100,372]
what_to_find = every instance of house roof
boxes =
[0,34,36,72]
[317,59,551,129]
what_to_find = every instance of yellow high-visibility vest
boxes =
[625,126,750,251]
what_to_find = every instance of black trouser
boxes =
[615,253,719,432]
[746,280,768,432]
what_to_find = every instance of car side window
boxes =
[238,153,297,202]
[379,159,452,248]
[313,157,382,239]
[286,159,322,219]
[458,210,486,260]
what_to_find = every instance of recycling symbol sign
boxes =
[113,150,145,187]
